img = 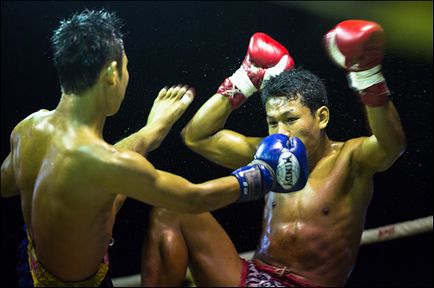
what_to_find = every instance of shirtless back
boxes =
[11,109,118,281]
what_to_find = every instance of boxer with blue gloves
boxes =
[2,12,308,287]
[233,134,308,202]
[143,23,405,287]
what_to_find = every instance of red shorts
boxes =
[239,258,320,287]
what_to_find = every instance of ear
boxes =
[316,106,329,130]
[103,61,119,86]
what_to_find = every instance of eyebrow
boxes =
[266,110,295,119]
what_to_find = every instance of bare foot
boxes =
[147,84,195,128]
[141,84,195,153]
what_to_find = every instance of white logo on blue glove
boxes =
[276,151,300,189]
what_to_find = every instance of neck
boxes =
[55,88,106,137]
[308,134,333,172]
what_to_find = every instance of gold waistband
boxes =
[26,231,109,287]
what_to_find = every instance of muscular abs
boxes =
[254,142,372,286]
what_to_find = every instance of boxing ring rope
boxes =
[112,215,433,287]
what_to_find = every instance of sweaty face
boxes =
[265,96,322,156]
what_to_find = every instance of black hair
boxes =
[261,67,328,114]
[51,9,125,94]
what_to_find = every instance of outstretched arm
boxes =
[82,133,308,213]
[76,144,239,214]
[182,33,295,169]
[324,20,406,173]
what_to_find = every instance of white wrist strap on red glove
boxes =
[229,54,291,97]
[229,67,258,98]
[326,29,389,107]
[348,65,386,91]
[350,65,390,106]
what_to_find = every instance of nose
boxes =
[277,123,291,137]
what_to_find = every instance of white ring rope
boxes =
[112,215,433,287]
[360,215,432,245]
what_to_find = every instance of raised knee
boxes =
[149,207,183,229]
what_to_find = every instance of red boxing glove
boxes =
[324,20,390,106]
[218,32,295,109]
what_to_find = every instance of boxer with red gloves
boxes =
[217,32,295,109]
[142,24,405,287]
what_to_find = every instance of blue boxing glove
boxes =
[255,134,309,192]
[232,134,309,202]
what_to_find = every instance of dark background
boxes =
[1,1,432,286]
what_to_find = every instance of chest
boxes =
[265,152,355,221]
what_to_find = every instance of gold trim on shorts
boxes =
[26,231,109,287]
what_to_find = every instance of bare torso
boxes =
[11,109,118,281]
[254,140,374,286]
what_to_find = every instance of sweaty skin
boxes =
[9,109,120,281]
[256,141,371,285]
[145,91,404,287]
[1,54,241,282]
[254,96,372,285]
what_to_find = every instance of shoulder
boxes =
[9,110,52,149]
[66,140,120,167]
[340,137,367,152]
[68,140,154,179]
[332,137,369,154]
[62,140,157,196]
[327,137,368,164]
[341,136,380,173]
[12,109,51,134]
[20,109,50,123]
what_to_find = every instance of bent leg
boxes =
[141,208,188,287]
[141,207,243,287]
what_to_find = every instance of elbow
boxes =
[1,156,19,198]
[396,130,407,157]
[398,139,407,157]
[180,126,201,151]
[378,135,407,172]
[383,127,407,159]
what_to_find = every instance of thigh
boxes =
[179,212,244,287]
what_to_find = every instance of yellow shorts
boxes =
[26,230,110,287]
